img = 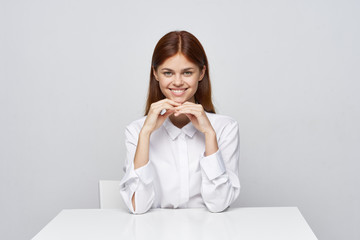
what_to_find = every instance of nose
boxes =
[173,73,183,86]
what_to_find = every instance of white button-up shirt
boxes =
[119,112,240,214]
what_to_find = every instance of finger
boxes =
[176,108,202,117]
[184,113,195,121]
[175,105,203,113]
[158,103,178,115]
[156,100,183,116]
[160,107,176,116]
[175,102,202,109]
[182,101,198,106]
[152,102,177,115]
[162,101,181,110]
[162,109,175,118]
[173,106,199,116]
[155,98,181,107]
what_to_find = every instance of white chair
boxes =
[99,180,126,209]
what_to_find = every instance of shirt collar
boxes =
[163,117,198,140]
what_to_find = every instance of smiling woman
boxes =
[146,31,214,116]
[153,54,205,107]
[119,31,241,214]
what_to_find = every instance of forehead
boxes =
[159,53,197,70]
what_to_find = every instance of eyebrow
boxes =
[161,67,195,71]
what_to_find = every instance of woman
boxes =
[119,30,240,214]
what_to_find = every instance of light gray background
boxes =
[0,0,359,239]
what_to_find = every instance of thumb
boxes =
[185,113,194,121]
[163,109,175,118]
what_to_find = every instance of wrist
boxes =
[204,128,216,137]
[140,128,152,138]
[204,129,218,157]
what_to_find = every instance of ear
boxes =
[153,67,159,81]
[199,65,206,81]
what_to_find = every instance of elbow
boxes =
[205,202,229,213]
[202,185,240,213]
[132,207,150,215]
[127,201,151,214]
[131,202,152,214]
[131,199,151,215]
[129,190,154,215]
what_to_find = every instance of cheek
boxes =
[158,78,169,88]
[158,79,171,93]
[193,82,199,92]
[188,77,200,88]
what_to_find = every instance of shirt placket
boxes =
[178,132,189,206]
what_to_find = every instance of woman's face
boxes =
[153,53,206,104]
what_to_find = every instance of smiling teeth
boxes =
[171,89,185,93]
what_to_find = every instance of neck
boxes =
[169,114,190,129]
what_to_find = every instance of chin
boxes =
[175,97,191,104]
[165,93,194,104]
[173,99,185,104]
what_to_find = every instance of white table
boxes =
[32,207,318,240]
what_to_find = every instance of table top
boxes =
[32,207,318,240]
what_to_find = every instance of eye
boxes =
[183,71,193,76]
[163,72,173,77]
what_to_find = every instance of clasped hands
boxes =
[143,98,214,135]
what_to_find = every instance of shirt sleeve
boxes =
[199,120,241,213]
[119,124,155,214]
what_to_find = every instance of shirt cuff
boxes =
[200,150,226,180]
[134,161,155,185]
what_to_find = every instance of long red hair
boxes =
[145,31,215,115]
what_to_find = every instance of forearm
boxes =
[204,129,218,157]
[130,128,153,212]
[201,120,241,213]
[134,129,151,169]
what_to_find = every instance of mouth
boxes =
[169,88,188,96]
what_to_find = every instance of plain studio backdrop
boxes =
[0,0,359,239]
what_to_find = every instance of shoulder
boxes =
[205,112,239,135]
[125,116,147,136]
[205,112,238,127]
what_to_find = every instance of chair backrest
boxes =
[99,180,126,209]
